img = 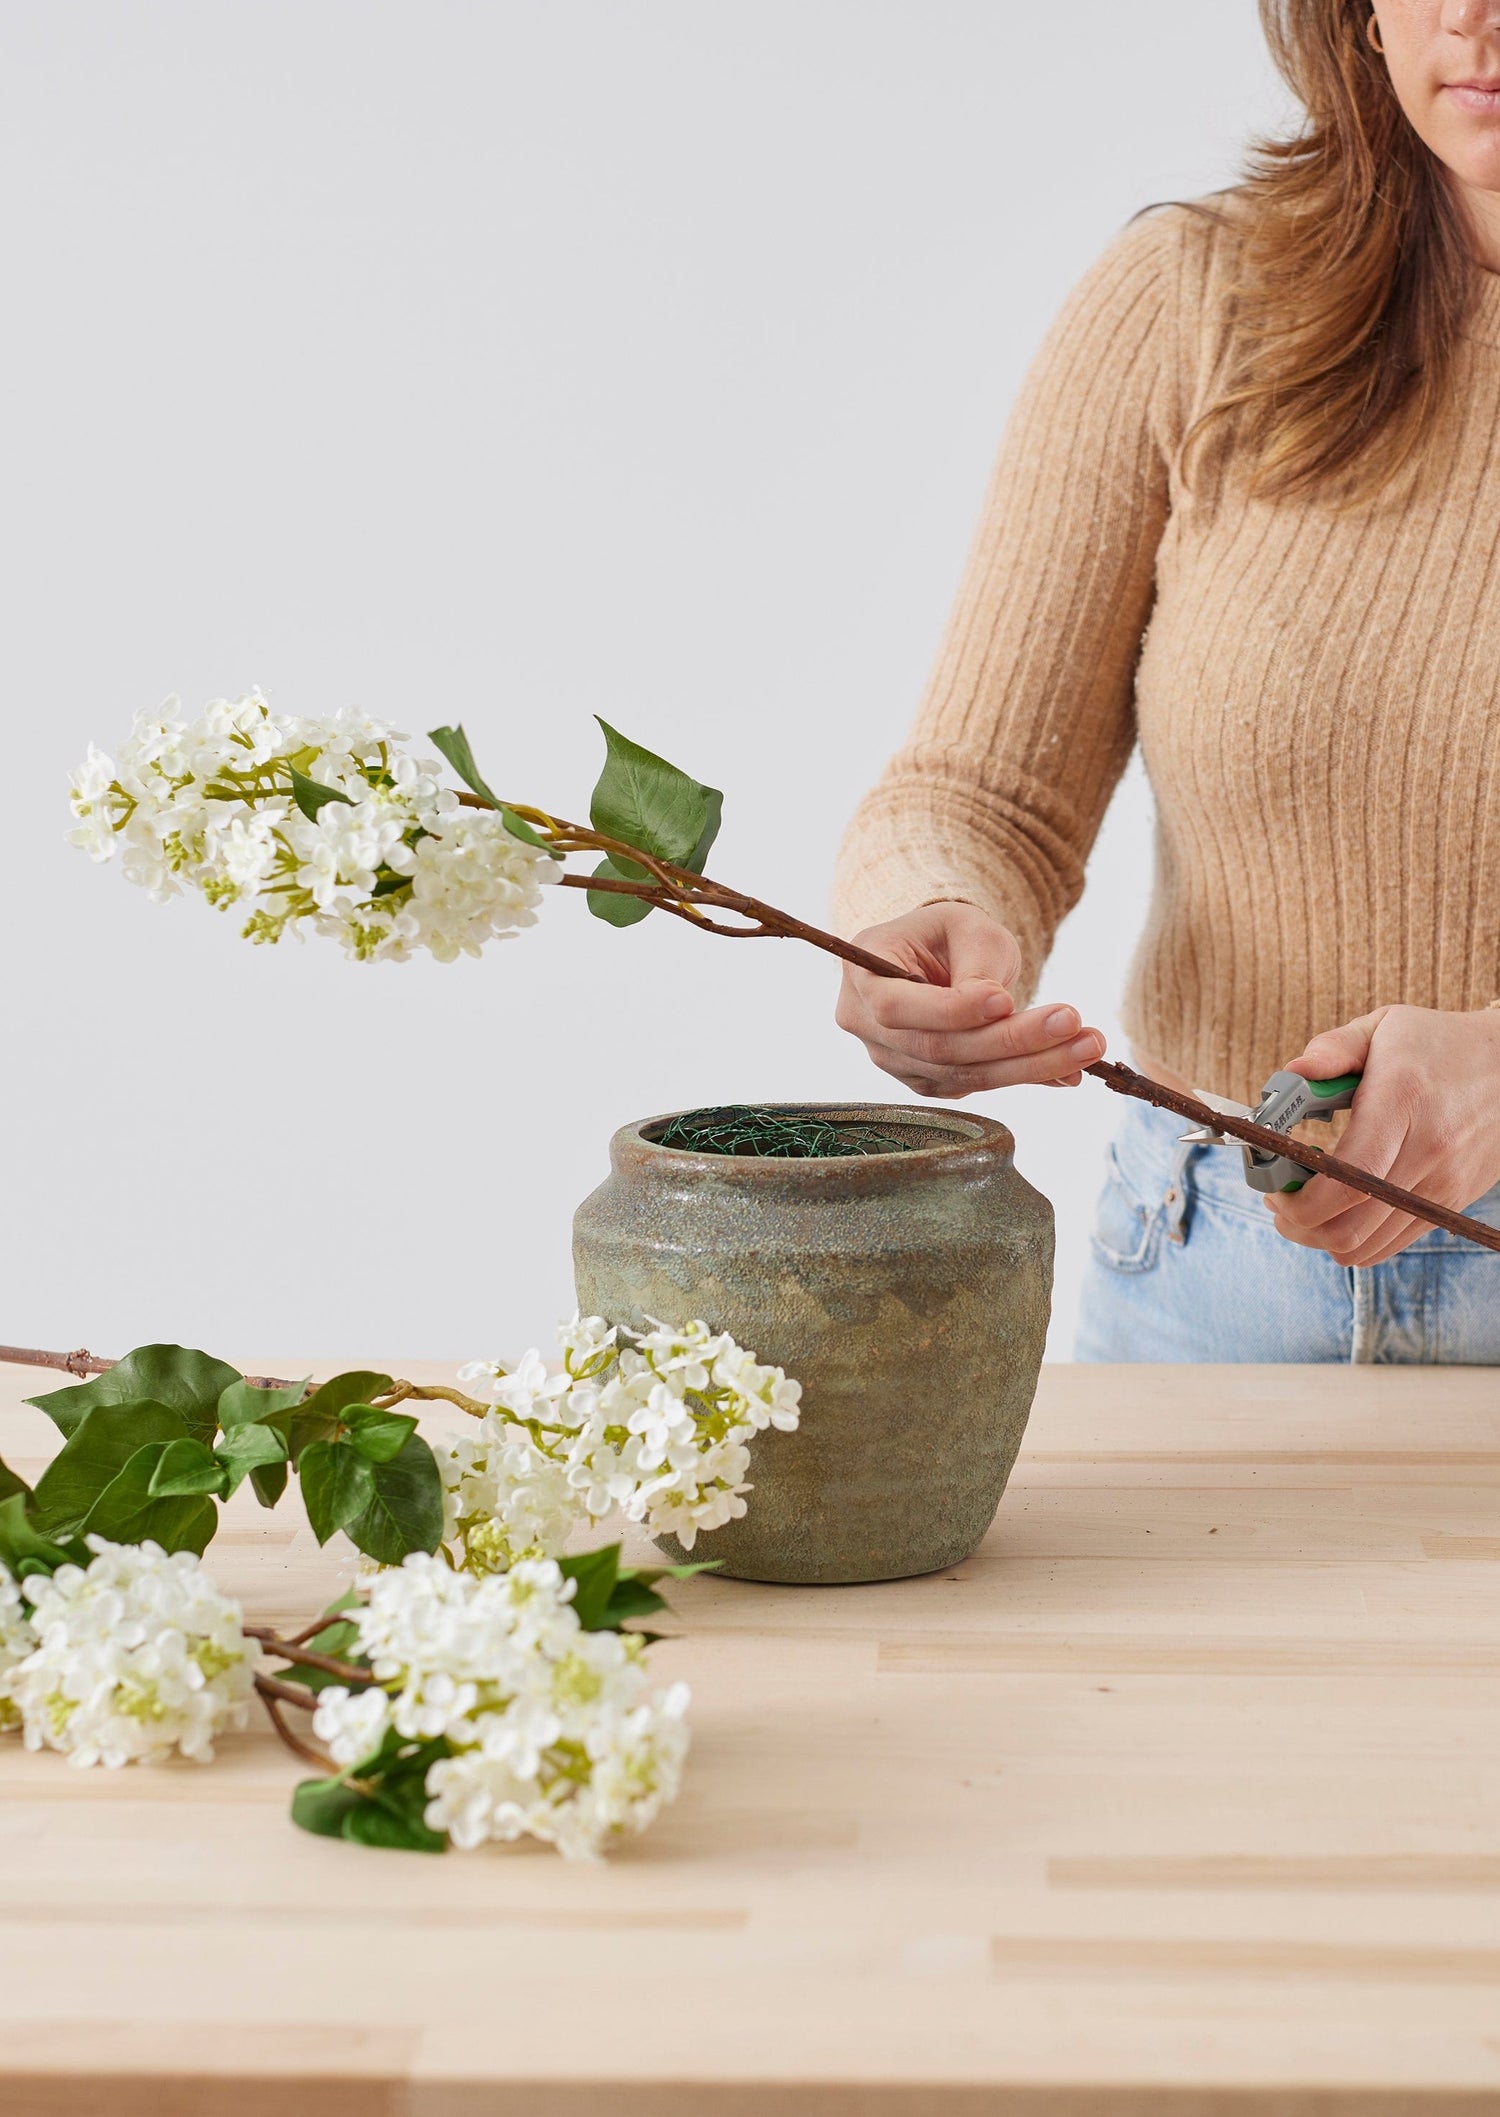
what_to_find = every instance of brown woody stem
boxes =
[246,1631,373,1684]
[548,844,1500,1254]
[1082,1058,1500,1254]
[254,1674,336,1772]
[0,1345,307,1390]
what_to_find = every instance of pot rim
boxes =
[608,1101,1016,1191]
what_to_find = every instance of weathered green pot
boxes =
[571,1102,1054,1585]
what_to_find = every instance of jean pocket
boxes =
[1089,1144,1166,1275]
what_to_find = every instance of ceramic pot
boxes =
[572,1102,1053,1585]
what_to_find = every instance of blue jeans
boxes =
[1075,1102,1500,1363]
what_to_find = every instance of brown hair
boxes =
[1194,0,1477,502]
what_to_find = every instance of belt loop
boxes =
[1164,1135,1199,1245]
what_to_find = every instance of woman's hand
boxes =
[1268,1005,1500,1264]
[834,901,1106,1100]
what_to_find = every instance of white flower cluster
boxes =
[313,1553,689,1859]
[3,1540,260,1768]
[68,693,555,962]
[440,1313,802,1570]
[0,1570,37,1734]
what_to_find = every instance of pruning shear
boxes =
[1179,1070,1362,1194]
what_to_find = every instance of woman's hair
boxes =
[1193,0,1477,502]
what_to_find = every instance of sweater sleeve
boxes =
[830,207,1191,1002]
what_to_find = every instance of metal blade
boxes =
[1178,1089,1256,1149]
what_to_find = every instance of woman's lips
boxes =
[1444,80,1500,113]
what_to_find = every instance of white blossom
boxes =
[69,693,555,963]
[439,1313,801,1568]
[0,1572,37,1734]
[311,1682,392,1769]
[9,1540,261,1767]
[339,1554,689,1858]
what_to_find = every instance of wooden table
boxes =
[4,1358,1500,2116]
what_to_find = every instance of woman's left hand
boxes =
[1267,1005,1500,1265]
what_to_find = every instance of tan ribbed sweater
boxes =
[831,202,1500,1106]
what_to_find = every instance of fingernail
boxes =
[983,990,1012,1020]
[1045,1007,1078,1037]
[1069,1032,1100,1058]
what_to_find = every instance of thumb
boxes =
[1284,1007,1388,1082]
[939,908,1024,998]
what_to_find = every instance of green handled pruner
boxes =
[1179,1069,1362,1193]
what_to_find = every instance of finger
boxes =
[1284,1008,1389,1084]
[842,969,1019,1037]
[1351,1214,1427,1266]
[1273,1092,1416,1234]
[1269,1172,1372,1235]
[863,1030,1105,1096]
[862,1019,1104,1080]
[865,987,1096,1055]
[1267,1136,1444,1255]
[848,908,1022,1000]
[909,1011,1101,1072]
[1268,1194,1396,1257]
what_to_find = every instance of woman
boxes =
[831,0,1500,1363]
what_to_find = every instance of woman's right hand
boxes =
[834,901,1105,1100]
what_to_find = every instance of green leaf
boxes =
[0,1455,30,1506]
[425,724,554,856]
[31,1400,191,1535]
[288,766,354,822]
[299,1440,377,1546]
[428,722,500,806]
[291,1775,365,1839]
[624,1560,722,1585]
[342,1790,447,1854]
[217,1377,311,1505]
[586,854,655,927]
[0,1493,88,1582]
[217,1378,307,1432]
[560,1553,716,1631]
[215,1420,290,1498]
[359,1729,450,1795]
[590,717,723,874]
[278,1371,395,1464]
[343,1432,444,1565]
[342,1405,418,1464]
[559,1543,622,1630]
[684,786,725,875]
[83,1444,218,1555]
[148,1438,230,1499]
[250,1461,289,1509]
[291,1732,449,1853]
[598,1576,669,1626]
[27,1346,243,1445]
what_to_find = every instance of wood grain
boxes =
[5,1358,1500,2116]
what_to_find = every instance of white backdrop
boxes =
[0,2,1288,1366]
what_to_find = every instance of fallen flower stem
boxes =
[245,1631,373,1685]
[255,1670,320,1710]
[0,1345,308,1389]
[283,1611,358,1648]
[254,1675,335,1772]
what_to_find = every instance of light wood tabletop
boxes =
[3,1356,1500,2116]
